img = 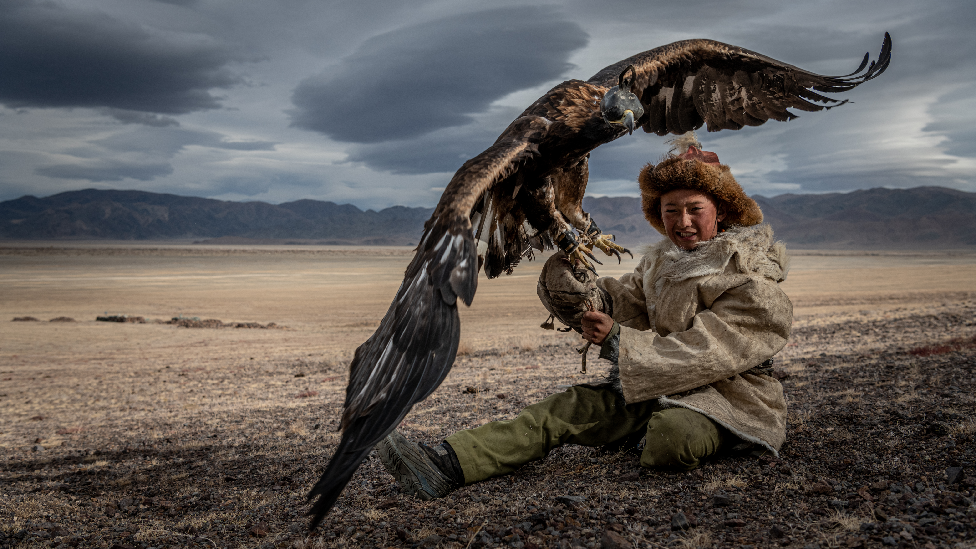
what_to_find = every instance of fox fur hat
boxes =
[639,133,763,235]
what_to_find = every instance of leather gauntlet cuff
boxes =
[598,322,620,364]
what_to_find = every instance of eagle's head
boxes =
[601,65,644,134]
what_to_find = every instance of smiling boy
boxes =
[376,136,793,499]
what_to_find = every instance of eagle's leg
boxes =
[516,172,601,273]
[549,155,630,267]
[555,229,602,274]
[581,218,632,263]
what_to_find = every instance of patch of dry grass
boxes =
[702,473,746,493]
[826,509,871,532]
[676,530,713,548]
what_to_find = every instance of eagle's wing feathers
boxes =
[307,116,548,528]
[589,33,891,136]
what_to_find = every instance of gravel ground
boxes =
[2,302,975,549]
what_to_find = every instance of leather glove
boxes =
[537,251,612,331]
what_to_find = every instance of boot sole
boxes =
[376,431,453,500]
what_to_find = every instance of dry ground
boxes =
[1,242,975,549]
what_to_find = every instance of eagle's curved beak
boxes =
[623,110,636,135]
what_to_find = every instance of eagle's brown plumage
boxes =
[307,34,891,526]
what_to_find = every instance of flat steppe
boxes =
[1,242,974,548]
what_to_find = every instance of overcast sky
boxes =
[0,0,973,210]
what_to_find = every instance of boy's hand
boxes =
[581,310,614,345]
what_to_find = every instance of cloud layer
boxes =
[290,7,587,143]
[0,0,242,113]
[0,0,973,210]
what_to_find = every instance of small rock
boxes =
[769,524,786,538]
[496,393,507,399]
[806,482,834,495]
[946,466,964,484]
[555,495,586,507]
[464,386,478,394]
[248,522,269,537]
[32,445,45,452]
[670,512,690,531]
[619,471,639,482]
[712,493,732,507]
[419,534,442,547]
[725,518,747,528]
[599,530,633,549]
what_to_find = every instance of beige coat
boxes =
[597,224,793,455]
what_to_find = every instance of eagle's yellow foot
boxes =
[568,243,602,274]
[583,220,632,264]
[588,232,633,263]
[556,230,602,274]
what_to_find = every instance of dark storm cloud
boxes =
[344,107,524,174]
[36,161,174,182]
[924,86,976,159]
[290,6,588,143]
[587,137,654,183]
[0,0,243,114]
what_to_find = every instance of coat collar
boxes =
[648,224,789,294]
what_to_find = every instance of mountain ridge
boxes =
[2,186,975,249]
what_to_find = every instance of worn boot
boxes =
[375,431,463,499]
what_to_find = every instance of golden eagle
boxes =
[308,33,891,526]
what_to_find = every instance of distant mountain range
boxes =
[2,186,975,249]
[0,189,434,245]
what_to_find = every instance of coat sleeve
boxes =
[596,255,653,331]
[616,274,793,404]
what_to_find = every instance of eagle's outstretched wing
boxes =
[307,116,549,528]
[588,33,891,134]
[307,35,891,526]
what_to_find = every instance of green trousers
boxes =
[446,384,727,485]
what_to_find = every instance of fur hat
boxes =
[639,151,763,236]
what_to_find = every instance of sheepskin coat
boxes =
[597,223,793,454]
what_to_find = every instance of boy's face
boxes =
[660,189,726,250]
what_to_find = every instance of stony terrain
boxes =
[2,300,975,549]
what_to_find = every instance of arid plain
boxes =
[2,242,975,548]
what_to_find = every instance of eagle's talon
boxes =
[567,246,599,274]
[584,246,603,266]
[588,232,633,264]
[557,230,602,274]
